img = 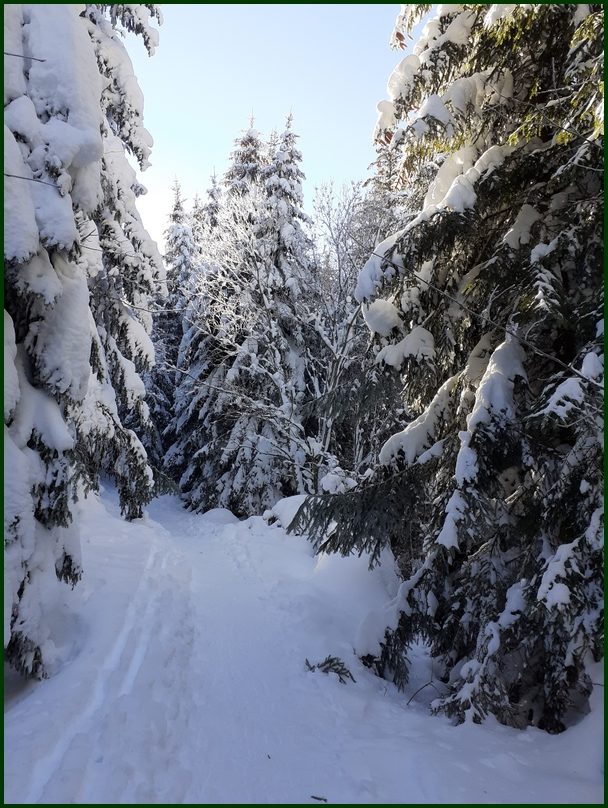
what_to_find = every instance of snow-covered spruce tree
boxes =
[163,125,266,505]
[223,123,265,195]
[198,172,222,234]
[189,193,206,248]
[4,4,162,676]
[187,177,221,288]
[145,180,197,469]
[166,120,321,516]
[164,180,198,309]
[292,4,603,732]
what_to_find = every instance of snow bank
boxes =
[199,508,240,526]
[4,487,604,805]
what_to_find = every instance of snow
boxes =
[571,4,591,27]
[4,127,39,263]
[355,229,406,302]
[530,240,557,264]
[375,325,435,368]
[9,347,74,453]
[414,93,453,127]
[264,494,308,530]
[498,581,526,629]
[467,337,527,433]
[444,72,491,116]
[27,254,92,401]
[4,95,41,145]
[424,146,477,209]
[386,54,420,101]
[319,469,358,495]
[538,377,585,420]
[4,8,27,103]
[483,5,518,27]
[15,250,63,304]
[416,9,476,65]
[436,490,467,550]
[4,312,20,421]
[380,375,460,466]
[440,174,477,213]
[454,434,478,485]
[4,486,603,804]
[374,99,397,137]
[425,144,513,213]
[20,4,105,217]
[502,204,541,249]
[362,298,403,336]
[463,333,493,386]
[3,429,36,644]
[24,5,103,137]
[120,312,156,367]
[581,352,603,381]
[537,540,578,610]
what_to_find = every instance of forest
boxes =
[4,4,604,804]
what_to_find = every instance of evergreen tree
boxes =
[190,193,206,247]
[166,120,320,515]
[145,181,198,471]
[4,4,162,676]
[223,123,265,195]
[81,4,164,518]
[164,180,197,309]
[292,4,603,732]
[189,174,221,250]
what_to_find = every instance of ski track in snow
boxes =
[4,490,604,804]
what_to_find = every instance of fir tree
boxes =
[4,4,162,676]
[292,4,603,732]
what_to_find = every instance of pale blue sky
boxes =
[126,4,413,248]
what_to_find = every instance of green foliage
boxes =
[305,655,356,684]
[4,5,161,678]
[300,3,604,732]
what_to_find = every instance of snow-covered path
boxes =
[5,490,604,804]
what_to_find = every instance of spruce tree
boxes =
[292,4,603,732]
[145,180,197,469]
[189,174,221,251]
[223,123,265,195]
[166,120,321,515]
[4,4,162,676]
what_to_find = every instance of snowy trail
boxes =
[4,490,604,804]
